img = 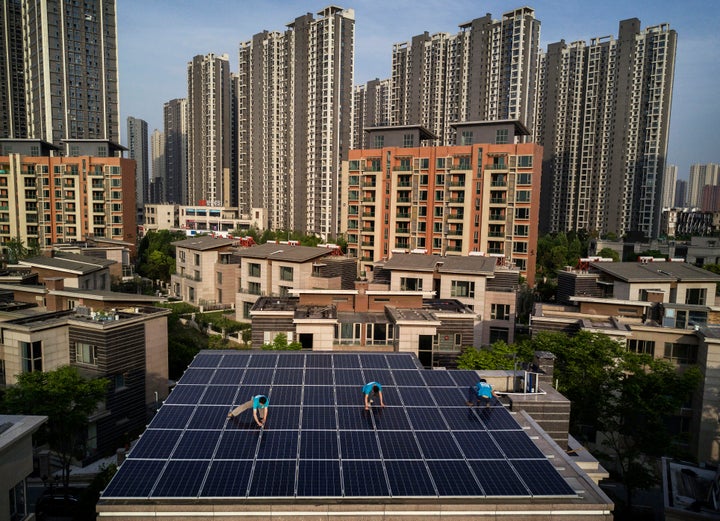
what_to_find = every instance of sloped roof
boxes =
[20,253,115,275]
[171,236,236,251]
[382,254,496,275]
[591,261,720,283]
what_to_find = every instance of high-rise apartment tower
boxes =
[127,117,148,216]
[187,54,232,206]
[536,19,676,238]
[163,98,188,205]
[17,0,120,146]
[237,6,355,237]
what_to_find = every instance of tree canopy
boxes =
[454,330,702,511]
[136,230,185,282]
[1,366,109,487]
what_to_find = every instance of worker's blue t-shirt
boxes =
[474,382,493,399]
[362,382,382,395]
[253,395,269,409]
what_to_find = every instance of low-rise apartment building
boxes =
[170,236,237,307]
[0,139,137,254]
[373,253,520,345]
[341,121,541,285]
[234,243,357,321]
[0,306,170,464]
[143,203,267,236]
[532,260,720,463]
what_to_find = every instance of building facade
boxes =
[18,0,120,146]
[342,123,541,286]
[0,144,137,253]
[127,117,148,219]
[0,0,26,140]
[187,54,232,207]
[688,163,720,208]
[150,129,165,203]
[663,164,677,209]
[163,98,187,204]
[536,19,676,238]
[237,6,355,237]
[382,8,540,146]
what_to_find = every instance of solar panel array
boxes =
[102,351,576,499]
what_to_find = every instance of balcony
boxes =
[489,213,505,222]
[487,248,504,255]
[490,197,507,204]
[448,196,465,204]
[395,227,410,234]
[396,212,410,220]
[362,196,376,203]
[487,163,508,170]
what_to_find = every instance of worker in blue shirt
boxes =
[362,381,385,410]
[227,394,269,427]
[467,379,498,407]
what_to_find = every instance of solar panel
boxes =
[300,430,338,459]
[511,459,577,496]
[297,460,342,496]
[248,460,296,497]
[173,430,221,459]
[200,460,253,497]
[257,430,298,459]
[102,351,577,503]
[385,460,436,496]
[151,460,207,497]
[129,429,181,459]
[342,460,389,496]
[415,431,463,459]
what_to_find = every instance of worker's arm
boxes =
[378,390,385,407]
[364,393,370,410]
[253,408,264,427]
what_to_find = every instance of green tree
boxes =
[596,247,620,262]
[262,333,302,350]
[597,354,702,512]
[2,366,109,488]
[456,340,534,370]
[3,236,38,264]
[136,230,185,282]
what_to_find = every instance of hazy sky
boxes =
[117,0,720,178]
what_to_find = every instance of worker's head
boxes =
[479,378,487,383]
[259,396,267,404]
[372,385,380,393]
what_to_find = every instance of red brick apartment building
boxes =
[341,121,541,286]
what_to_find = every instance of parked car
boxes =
[35,488,81,521]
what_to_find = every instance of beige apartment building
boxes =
[342,122,541,286]
[169,236,237,307]
[532,260,720,464]
[0,140,137,254]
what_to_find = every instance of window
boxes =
[248,281,261,295]
[9,480,25,521]
[515,208,530,219]
[514,225,529,236]
[451,280,475,298]
[114,373,128,391]
[664,343,698,365]
[400,277,423,291]
[685,288,707,305]
[217,272,223,284]
[491,304,511,320]
[489,327,509,343]
[517,155,533,168]
[280,266,294,282]
[517,173,532,185]
[179,250,186,263]
[373,135,384,148]
[335,323,362,345]
[516,190,531,202]
[627,339,655,355]
[21,341,42,373]
[403,134,414,147]
[76,342,98,365]
[495,129,509,144]
[366,323,393,345]
[419,158,429,169]
[513,241,528,253]
[194,253,200,266]
[436,157,446,169]
[248,263,261,277]
[461,131,473,145]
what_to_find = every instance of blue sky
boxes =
[117,0,720,178]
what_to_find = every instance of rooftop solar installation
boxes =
[102,351,577,500]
